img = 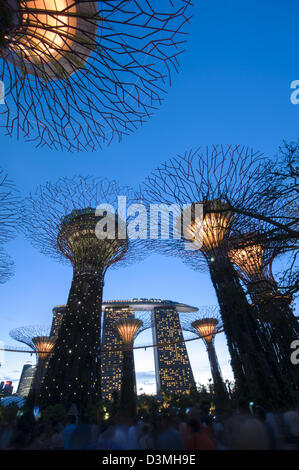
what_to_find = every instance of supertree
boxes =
[228,229,299,389]
[0,1,193,151]
[9,325,54,403]
[113,312,151,418]
[24,176,145,412]
[180,306,229,409]
[231,140,299,299]
[141,144,298,410]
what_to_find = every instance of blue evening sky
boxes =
[0,1,298,393]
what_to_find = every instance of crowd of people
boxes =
[0,405,299,450]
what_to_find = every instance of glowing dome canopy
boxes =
[191,318,218,343]
[3,0,98,79]
[32,335,55,360]
[229,244,265,279]
[0,1,193,151]
[182,200,234,252]
[57,207,128,270]
[115,318,143,346]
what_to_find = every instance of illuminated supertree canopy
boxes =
[181,199,234,259]
[191,318,219,344]
[10,325,54,404]
[229,242,268,285]
[0,0,193,151]
[115,318,144,346]
[31,335,56,361]
[24,176,145,411]
[114,312,151,347]
[180,305,223,344]
[24,176,142,267]
[10,325,52,353]
[227,221,298,316]
[141,145,270,270]
[141,145,275,280]
[228,236,279,300]
[140,145,298,410]
[228,225,299,391]
[180,305,228,408]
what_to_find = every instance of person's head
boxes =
[186,407,202,428]
[237,398,250,414]
[228,416,271,450]
[159,413,173,431]
[187,418,201,434]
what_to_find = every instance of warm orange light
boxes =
[185,201,233,252]
[115,318,143,346]
[192,318,218,344]
[229,244,264,278]
[32,336,55,360]
[7,0,99,78]
[16,1,78,63]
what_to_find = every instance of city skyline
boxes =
[2,294,234,395]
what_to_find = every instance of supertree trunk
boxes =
[40,269,103,413]
[208,254,298,410]
[206,341,229,409]
[27,359,48,407]
[252,293,299,391]
[120,348,137,419]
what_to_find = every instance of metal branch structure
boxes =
[228,228,299,391]
[0,168,20,245]
[180,306,229,409]
[10,325,51,351]
[24,176,145,412]
[0,249,15,283]
[249,141,298,246]
[141,144,298,410]
[9,325,54,403]
[0,168,19,285]
[0,0,193,151]
[228,231,291,306]
[114,312,151,418]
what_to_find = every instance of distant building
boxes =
[0,380,13,396]
[17,362,36,397]
[50,299,197,399]
[101,299,197,399]
[101,303,135,401]
[151,301,196,395]
[51,305,66,337]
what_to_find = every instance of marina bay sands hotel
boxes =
[52,299,197,400]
